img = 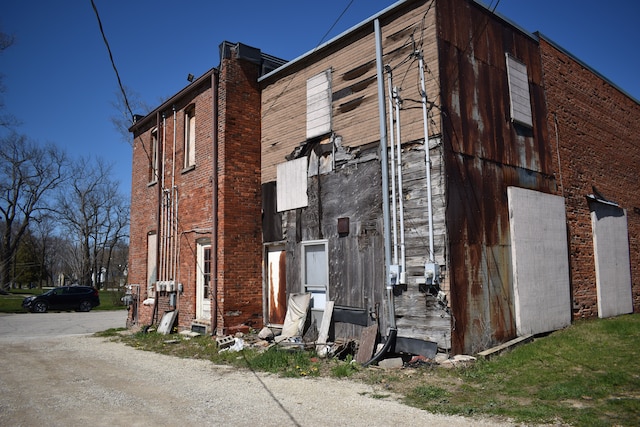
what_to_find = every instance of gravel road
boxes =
[0,312,512,427]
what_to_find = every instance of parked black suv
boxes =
[22,286,100,313]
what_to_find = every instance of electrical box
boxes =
[424,262,440,285]
[389,264,401,285]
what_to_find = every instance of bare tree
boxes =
[56,157,128,288]
[0,29,19,130]
[0,134,67,289]
[110,85,152,145]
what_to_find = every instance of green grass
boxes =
[0,288,127,313]
[401,314,640,426]
[99,313,640,426]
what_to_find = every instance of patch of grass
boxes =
[105,314,640,426]
[401,314,640,426]
[94,327,128,337]
[0,288,127,313]
[330,355,359,378]
[0,292,30,312]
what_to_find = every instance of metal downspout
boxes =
[374,18,397,332]
[385,67,399,266]
[172,106,177,282]
[418,51,435,263]
[211,71,219,336]
[393,86,407,277]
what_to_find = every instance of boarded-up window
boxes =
[149,128,158,183]
[506,54,533,128]
[184,106,196,168]
[276,157,308,211]
[588,200,633,318]
[507,187,571,336]
[147,232,157,297]
[307,70,332,139]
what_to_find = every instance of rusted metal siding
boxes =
[437,0,556,354]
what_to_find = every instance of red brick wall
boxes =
[540,37,640,317]
[128,77,215,330]
[129,115,160,327]
[215,49,264,333]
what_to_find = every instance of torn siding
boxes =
[260,0,449,348]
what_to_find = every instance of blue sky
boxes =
[2,0,639,197]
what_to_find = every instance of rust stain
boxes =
[438,0,556,354]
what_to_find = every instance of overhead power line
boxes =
[90,0,134,123]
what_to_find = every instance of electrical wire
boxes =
[90,0,134,123]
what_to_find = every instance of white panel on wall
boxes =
[306,70,332,139]
[276,157,308,212]
[590,202,633,318]
[508,187,571,336]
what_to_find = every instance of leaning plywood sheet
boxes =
[158,310,178,335]
[355,324,378,364]
[275,293,311,343]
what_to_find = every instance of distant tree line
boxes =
[0,29,129,291]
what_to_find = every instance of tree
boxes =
[0,133,66,289]
[57,157,128,288]
[0,29,19,130]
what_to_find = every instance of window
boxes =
[306,69,332,139]
[506,53,533,128]
[301,240,328,324]
[184,106,196,168]
[203,246,211,299]
[147,232,157,297]
[196,238,212,320]
[149,128,158,183]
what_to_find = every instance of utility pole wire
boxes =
[90,0,134,124]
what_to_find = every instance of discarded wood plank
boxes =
[355,323,378,364]
[476,334,534,360]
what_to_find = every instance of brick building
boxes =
[126,1,638,356]
[539,35,640,319]
[127,42,284,334]
[258,0,638,355]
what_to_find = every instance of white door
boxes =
[302,240,328,328]
[196,240,211,321]
[267,246,287,325]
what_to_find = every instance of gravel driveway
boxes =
[0,312,512,426]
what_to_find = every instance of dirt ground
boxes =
[0,323,513,427]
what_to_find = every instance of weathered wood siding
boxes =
[261,0,440,183]
[261,0,450,348]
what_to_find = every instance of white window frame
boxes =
[150,127,158,183]
[196,238,212,320]
[147,232,157,297]
[301,240,329,312]
[506,53,533,128]
[184,107,196,168]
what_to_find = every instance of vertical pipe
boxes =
[211,70,219,335]
[385,67,399,265]
[161,113,168,281]
[375,19,396,330]
[394,86,407,276]
[418,51,435,262]
[171,106,177,281]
